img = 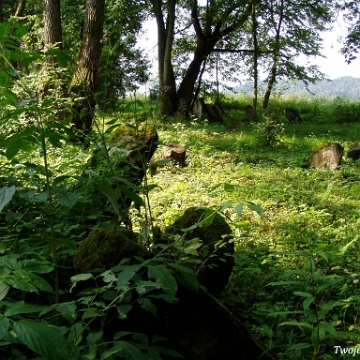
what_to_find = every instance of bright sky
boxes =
[309,19,360,79]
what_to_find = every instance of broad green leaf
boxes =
[18,259,54,274]
[119,186,144,206]
[246,202,264,216]
[319,322,337,335]
[55,302,77,319]
[148,346,185,358]
[82,308,104,320]
[4,302,51,316]
[0,316,10,340]
[0,255,19,271]
[137,298,157,316]
[147,265,177,295]
[181,224,198,233]
[71,273,94,282]
[224,183,236,192]
[13,320,73,359]
[0,186,15,213]
[3,272,38,293]
[101,340,146,360]
[116,264,141,287]
[86,331,103,346]
[307,258,316,274]
[314,249,328,262]
[294,291,313,298]
[171,264,199,292]
[235,203,244,216]
[56,188,79,208]
[2,89,18,104]
[202,209,216,228]
[97,179,120,215]
[0,281,10,300]
[26,272,54,294]
[303,296,315,311]
[182,238,203,254]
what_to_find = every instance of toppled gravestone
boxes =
[73,228,151,273]
[161,206,234,297]
[163,143,187,167]
[347,143,360,160]
[70,210,276,360]
[192,98,224,123]
[302,142,344,170]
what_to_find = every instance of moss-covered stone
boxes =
[164,207,234,297]
[73,228,150,273]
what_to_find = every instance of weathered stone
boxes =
[163,207,234,297]
[164,143,187,167]
[243,104,256,119]
[347,143,360,160]
[285,107,302,122]
[73,228,150,273]
[108,121,158,169]
[302,142,344,171]
[192,98,224,122]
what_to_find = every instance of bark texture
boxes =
[70,0,105,134]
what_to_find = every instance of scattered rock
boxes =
[163,207,234,297]
[164,143,187,167]
[285,107,302,122]
[192,98,224,122]
[302,142,344,171]
[243,104,256,119]
[347,143,360,160]
[73,228,150,273]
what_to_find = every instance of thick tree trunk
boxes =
[70,0,105,134]
[152,0,177,116]
[177,42,208,113]
[44,0,62,51]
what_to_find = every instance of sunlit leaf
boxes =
[0,186,15,213]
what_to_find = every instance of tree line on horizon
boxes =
[233,76,360,100]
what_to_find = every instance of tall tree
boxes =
[70,0,106,134]
[150,0,252,115]
[259,0,333,108]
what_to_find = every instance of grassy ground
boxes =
[135,96,360,359]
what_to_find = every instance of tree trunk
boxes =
[70,0,105,134]
[152,0,177,116]
[15,0,27,17]
[43,0,62,51]
[262,0,284,109]
[252,3,258,114]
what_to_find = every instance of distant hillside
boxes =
[233,76,360,100]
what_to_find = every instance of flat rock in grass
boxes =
[347,143,360,160]
[302,142,344,171]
